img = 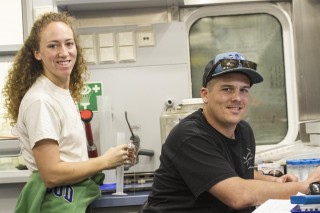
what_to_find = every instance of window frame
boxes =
[184,2,298,149]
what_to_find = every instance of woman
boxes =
[2,12,135,212]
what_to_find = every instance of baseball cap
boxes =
[202,52,264,87]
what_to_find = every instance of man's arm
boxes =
[208,167,320,210]
[254,170,298,183]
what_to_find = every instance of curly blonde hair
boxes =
[2,12,89,126]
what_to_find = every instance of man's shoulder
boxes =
[239,120,251,128]
[237,120,254,136]
[180,109,203,122]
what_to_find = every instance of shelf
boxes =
[0,44,21,56]
[0,139,20,156]
[56,0,180,12]
[0,170,30,184]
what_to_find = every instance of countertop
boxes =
[91,190,150,208]
[0,169,31,184]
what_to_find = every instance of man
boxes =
[143,52,320,212]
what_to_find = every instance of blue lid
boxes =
[100,183,116,191]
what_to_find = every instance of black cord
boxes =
[125,111,135,138]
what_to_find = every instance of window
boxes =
[187,4,298,145]
[0,62,14,139]
[0,0,24,156]
[0,62,20,156]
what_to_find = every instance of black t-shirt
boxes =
[144,109,256,213]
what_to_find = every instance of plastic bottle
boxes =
[300,159,310,181]
[286,160,301,180]
[286,160,292,174]
[310,158,320,174]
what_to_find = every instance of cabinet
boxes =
[0,0,24,55]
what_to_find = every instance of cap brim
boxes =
[210,67,264,85]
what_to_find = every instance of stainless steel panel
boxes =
[293,0,320,121]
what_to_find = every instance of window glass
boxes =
[0,62,15,139]
[189,14,287,145]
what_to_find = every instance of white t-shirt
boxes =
[15,75,88,171]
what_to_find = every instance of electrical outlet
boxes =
[137,31,155,47]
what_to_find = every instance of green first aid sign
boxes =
[78,82,102,112]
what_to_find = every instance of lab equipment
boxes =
[291,204,320,213]
[160,98,203,144]
[124,111,154,170]
[286,158,320,181]
[113,132,127,196]
[291,195,320,205]
[291,194,320,213]
[80,109,98,158]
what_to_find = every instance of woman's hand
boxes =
[100,144,136,170]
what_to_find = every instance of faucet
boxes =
[124,112,154,171]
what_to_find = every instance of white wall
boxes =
[88,22,191,181]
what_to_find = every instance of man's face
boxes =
[201,72,251,131]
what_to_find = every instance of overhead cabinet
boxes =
[0,0,23,55]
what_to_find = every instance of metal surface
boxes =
[293,0,320,122]
[123,172,154,185]
[56,0,180,11]
[183,0,285,5]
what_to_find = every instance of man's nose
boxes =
[231,90,242,101]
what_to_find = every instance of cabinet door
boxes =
[0,0,23,46]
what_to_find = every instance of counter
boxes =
[0,155,30,184]
[91,190,149,208]
[0,169,31,183]
[89,183,150,212]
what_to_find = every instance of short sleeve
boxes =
[23,99,61,148]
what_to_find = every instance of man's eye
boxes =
[241,88,249,93]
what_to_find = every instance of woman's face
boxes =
[34,21,77,89]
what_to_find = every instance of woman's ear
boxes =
[34,50,41,61]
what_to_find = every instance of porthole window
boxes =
[188,10,295,145]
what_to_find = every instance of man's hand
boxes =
[275,173,298,183]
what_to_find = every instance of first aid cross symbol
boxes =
[78,82,103,112]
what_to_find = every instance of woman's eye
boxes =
[48,44,58,48]
[66,42,74,47]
